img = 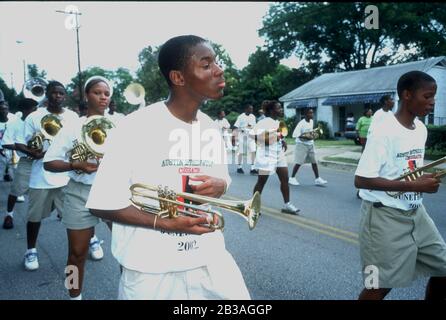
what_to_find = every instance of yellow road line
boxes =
[223,195,359,245]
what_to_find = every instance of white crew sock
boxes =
[26,248,37,254]
[6,211,14,218]
[237,165,242,169]
[70,293,82,300]
[250,165,255,170]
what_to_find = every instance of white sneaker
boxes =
[89,236,104,261]
[281,203,300,215]
[315,177,328,185]
[24,250,39,271]
[16,196,25,203]
[288,177,300,186]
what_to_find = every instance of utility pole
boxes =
[56,9,83,102]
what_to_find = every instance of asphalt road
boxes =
[0,163,445,300]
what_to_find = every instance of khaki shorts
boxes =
[10,157,33,197]
[62,179,99,230]
[28,187,65,223]
[237,133,256,155]
[294,143,316,164]
[359,201,446,288]
[118,252,251,300]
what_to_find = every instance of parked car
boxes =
[344,122,361,145]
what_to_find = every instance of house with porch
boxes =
[280,56,446,137]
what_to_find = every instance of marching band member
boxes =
[355,71,446,300]
[289,108,328,186]
[0,98,14,182]
[15,81,79,271]
[86,35,250,300]
[234,104,257,174]
[1,98,38,229]
[105,99,125,124]
[214,110,233,152]
[251,100,300,215]
[44,76,114,300]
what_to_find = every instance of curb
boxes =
[318,159,358,172]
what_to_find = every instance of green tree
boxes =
[0,77,20,112]
[27,64,47,79]
[260,2,446,72]
[136,45,169,105]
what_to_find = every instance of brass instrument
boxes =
[299,124,323,140]
[386,156,446,198]
[124,83,145,109]
[130,183,261,231]
[68,115,115,167]
[23,77,48,103]
[278,121,288,138]
[27,114,63,152]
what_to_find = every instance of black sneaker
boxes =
[237,168,244,174]
[250,169,259,175]
[3,174,12,182]
[3,216,13,229]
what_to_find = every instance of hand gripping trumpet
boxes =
[129,183,261,231]
[386,156,446,198]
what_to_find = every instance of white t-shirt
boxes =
[234,113,256,133]
[214,118,231,136]
[355,115,427,211]
[367,108,394,137]
[292,118,314,145]
[1,116,27,157]
[105,110,125,126]
[251,117,285,167]
[86,101,232,273]
[44,116,108,185]
[18,107,79,189]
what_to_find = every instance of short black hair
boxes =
[158,35,207,87]
[46,81,65,96]
[379,94,392,105]
[304,107,313,115]
[397,71,436,98]
[262,100,279,117]
[19,98,38,111]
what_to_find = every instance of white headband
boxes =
[84,76,113,97]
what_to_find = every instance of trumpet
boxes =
[130,183,261,231]
[27,114,63,152]
[386,156,446,198]
[278,121,288,138]
[67,115,115,169]
[299,124,323,140]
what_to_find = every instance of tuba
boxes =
[385,156,446,198]
[124,83,145,109]
[299,124,323,140]
[130,183,261,231]
[68,115,115,166]
[27,114,63,152]
[23,77,48,103]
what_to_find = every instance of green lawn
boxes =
[324,156,359,164]
[285,138,358,147]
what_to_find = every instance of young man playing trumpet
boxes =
[16,81,79,271]
[44,76,114,300]
[86,35,250,300]
[289,108,327,186]
[355,71,446,300]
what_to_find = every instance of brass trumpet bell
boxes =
[27,114,62,152]
[130,183,261,231]
[278,121,288,137]
[82,115,115,158]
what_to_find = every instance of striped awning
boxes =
[322,92,394,106]
[286,98,318,109]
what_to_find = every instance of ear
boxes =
[169,70,185,87]
[401,89,411,101]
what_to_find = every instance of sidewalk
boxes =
[285,143,446,173]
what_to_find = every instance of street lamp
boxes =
[55,8,83,102]
[16,40,26,84]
